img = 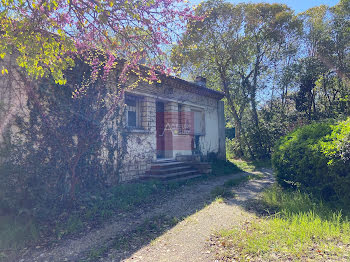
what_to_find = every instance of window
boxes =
[125,95,141,128]
[192,109,205,135]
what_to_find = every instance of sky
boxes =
[188,0,340,13]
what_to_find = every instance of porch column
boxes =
[164,101,178,158]
[141,96,156,133]
[141,96,156,161]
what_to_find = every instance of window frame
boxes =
[125,94,142,129]
[191,108,205,136]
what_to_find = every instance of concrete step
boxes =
[142,170,198,180]
[147,166,193,175]
[154,158,176,163]
[151,161,186,169]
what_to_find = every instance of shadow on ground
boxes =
[15,169,273,262]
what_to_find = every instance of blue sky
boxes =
[188,0,340,13]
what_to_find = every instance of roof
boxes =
[164,75,225,100]
[117,59,225,100]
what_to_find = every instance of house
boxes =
[119,74,226,181]
[0,56,225,183]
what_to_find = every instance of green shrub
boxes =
[272,118,350,203]
[226,138,243,159]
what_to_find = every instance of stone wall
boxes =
[119,96,157,181]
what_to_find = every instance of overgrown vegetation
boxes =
[272,118,350,203]
[215,184,350,261]
[0,159,241,255]
[213,117,350,261]
[0,57,126,220]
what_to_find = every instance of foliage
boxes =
[0,57,125,219]
[219,212,350,261]
[172,0,302,160]
[262,184,349,218]
[272,118,350,203]
[226,138,242,159]
[0,0,195,85]
[173,0,350,161]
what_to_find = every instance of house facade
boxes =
[119,75,226,181]
[0,56,225,183]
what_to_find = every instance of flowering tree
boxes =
[0,0,195,84]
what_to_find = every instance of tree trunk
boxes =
[220,75,255,159]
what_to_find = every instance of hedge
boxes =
[272,118,350,202]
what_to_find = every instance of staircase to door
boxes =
[141,159,201,181]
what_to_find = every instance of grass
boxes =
[211,174,259,199]
[215,184,350,261]
[0,159,242,255]
[230,158,271,173]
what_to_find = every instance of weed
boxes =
[85,245,109,261]
[214,196,224,203]
[211,174,258,199]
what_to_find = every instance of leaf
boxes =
[1,67,8,75]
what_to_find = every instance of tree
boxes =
[172,0,301,159]
[0,0,195,84]
[295,3,350,119]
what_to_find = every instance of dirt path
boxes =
[17,168,273,262]
[120,168,274,262]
